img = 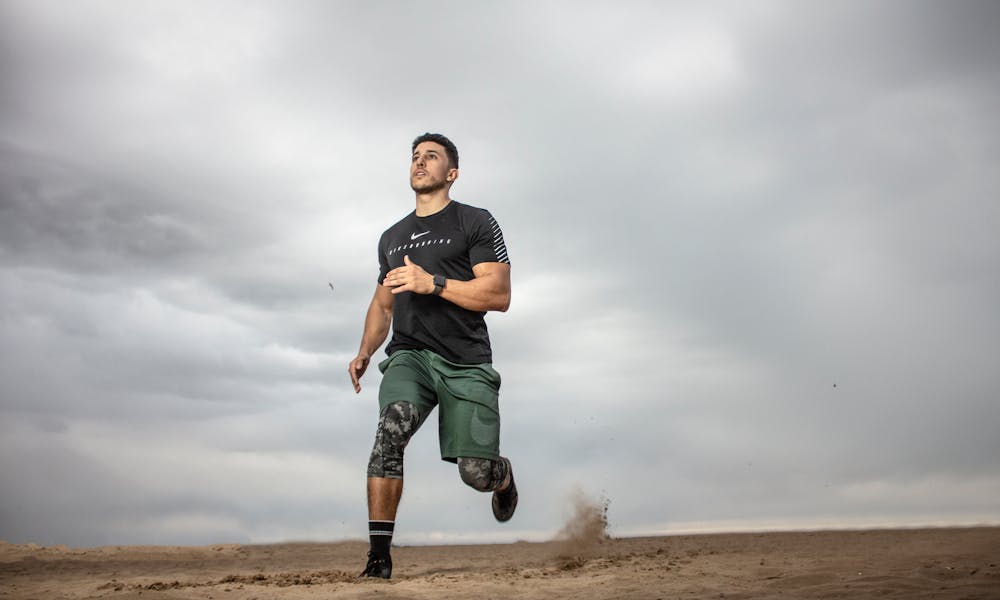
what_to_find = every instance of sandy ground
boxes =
[1,527,998,599]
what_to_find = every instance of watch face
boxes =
[434,274,446,288]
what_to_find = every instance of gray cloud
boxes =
[1,0,998,547]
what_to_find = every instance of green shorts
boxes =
[378,348,502,462]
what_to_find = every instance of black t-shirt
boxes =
[377,200,510,364]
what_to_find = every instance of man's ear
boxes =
[447,168,459,182]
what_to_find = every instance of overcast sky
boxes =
[2,0,999,548]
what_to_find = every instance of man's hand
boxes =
[384,255,435,295]
[348,353,371,393]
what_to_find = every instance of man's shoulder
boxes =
[451,201,497,226]
[451,200,491,215]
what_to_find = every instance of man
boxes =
[347,133,517,579]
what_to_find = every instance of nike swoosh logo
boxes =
[470,406,498,446]
[411,231,430,240]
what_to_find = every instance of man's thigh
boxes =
[435,359,502,462]
[377,350,438,417]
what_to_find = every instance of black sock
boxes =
[369,520,394,558]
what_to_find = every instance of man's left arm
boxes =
[383,255,511,313]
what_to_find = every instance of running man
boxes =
[348,133,517,579]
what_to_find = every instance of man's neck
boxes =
[414,191,452,217]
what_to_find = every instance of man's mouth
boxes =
[414,170,427,176]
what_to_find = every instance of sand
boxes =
[2,527,998,599]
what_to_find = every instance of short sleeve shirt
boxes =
[378,201,510,364]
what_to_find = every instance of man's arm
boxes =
[348,284,394,393]
[383,255,511,313]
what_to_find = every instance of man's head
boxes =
[410,132,459,194]
[412,132,458,168]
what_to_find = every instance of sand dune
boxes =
[2,527,998,599]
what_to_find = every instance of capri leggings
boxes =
[367,401,507,491]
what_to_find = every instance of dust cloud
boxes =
[552,489,610,563]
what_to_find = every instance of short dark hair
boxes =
[412,132,459,169]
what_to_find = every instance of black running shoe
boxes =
[492,457,518,522]
[360,551,392,579]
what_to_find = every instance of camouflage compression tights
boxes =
[367,401,506,492]
[457,456,508,492]
[367,402,421,478]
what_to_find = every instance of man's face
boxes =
[410,141,457,193]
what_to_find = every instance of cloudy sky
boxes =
[2,0,998,548]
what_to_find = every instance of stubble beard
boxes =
[410,177,449,194]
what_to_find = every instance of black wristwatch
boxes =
[432,274,446,296]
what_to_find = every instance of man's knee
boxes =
[367,402,421,479]
[457,457,504,492]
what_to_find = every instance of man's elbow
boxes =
[494,290,511,312]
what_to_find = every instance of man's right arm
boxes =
[348,284,394,393]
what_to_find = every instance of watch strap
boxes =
[432,273,446,295]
